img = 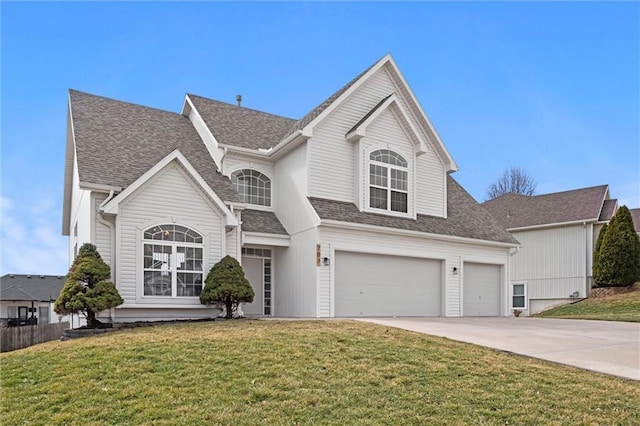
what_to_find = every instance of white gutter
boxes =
[321,219,519,248]
[507,218,599,232]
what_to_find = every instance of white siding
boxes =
[273,143,317,234]
[416,152,445,217]
[92,193,113,272]
[273,227,318,317]
[511,225,589,300]
[223,154,275,182]
[117,162,226,307]
[69,154,91,264]
[319,226,510,317]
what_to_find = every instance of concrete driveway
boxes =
[357,317,639,380]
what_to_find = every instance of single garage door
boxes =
[335,251,442,317]
[463,263,501,316]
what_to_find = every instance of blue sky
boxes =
[1,2,638,275]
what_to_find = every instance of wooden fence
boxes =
[1,322,69,353]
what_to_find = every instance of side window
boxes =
[368,149,408,213]
[512,283,527,309]
[230,169,271,207]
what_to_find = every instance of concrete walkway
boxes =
[357,317,640,380]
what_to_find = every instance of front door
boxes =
[242,257,263,315]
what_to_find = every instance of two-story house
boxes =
[62,54,518,322]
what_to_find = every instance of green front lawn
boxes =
[1,320,638,425]
[536,287,640,322]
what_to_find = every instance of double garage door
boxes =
[334,252,502,317]
[335,251,442,317]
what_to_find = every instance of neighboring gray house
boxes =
[482,185,617,315]
[0,274,66,325]
[630,208,640,236]
[63,54,519,322]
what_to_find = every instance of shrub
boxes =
[54,243,123,328]
[200,256,254,319]
[594,206,640,287]
[592,222,608,284]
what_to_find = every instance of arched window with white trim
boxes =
[142,224,204,297]
[369,149,408,213]
[230,169,271,207]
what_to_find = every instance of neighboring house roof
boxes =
[241,210,288,235]
[481,185,611,230]
[68,90,241,203]
[598,199,618,222]
[309,176,519,245]
[0,275,66,302]
[186,94,296,150]
[630,208,640,233]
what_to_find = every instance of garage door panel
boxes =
[463,263,501,316]
[335,251,442,317]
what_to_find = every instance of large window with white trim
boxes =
[231,169,271,207]
[369,149,408,213]
[143,224,204,297]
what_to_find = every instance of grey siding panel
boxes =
[118,162,225,307]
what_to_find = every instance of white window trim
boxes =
[365,148,412,217]
[230,168,273,208]
[512,282,527,309]
[140,224,207,300]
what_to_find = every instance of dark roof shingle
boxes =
[481,185,609,229]
[309,176,518,245]
[598,199,618,222]
[187,94,296,150]
[0,275,66,302]
[241,210,288,235]
[630,208,640,233]
[69,90,241,202]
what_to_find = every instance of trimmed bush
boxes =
[200,256,254,319]
[592,222,608,284]
[54,243,123,328]
[594,206,640,287]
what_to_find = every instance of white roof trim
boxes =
[102,149,239,227]
[320,219,519,248]
[242,232,290,247]
[62,97,75,236]
[507,218,599,232]
[345,93,429,155]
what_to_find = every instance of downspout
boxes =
[98,190,117,322]
[584,222,589,298]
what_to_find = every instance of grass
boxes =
[535,287,640,322]
[1,320,638,425]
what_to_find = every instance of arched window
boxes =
[369,149,408,213]
[230,169,271,207]
[142,224,204,297]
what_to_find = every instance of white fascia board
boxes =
[62,99,75,236]
[345,93,429,155]
[79,182,122,192]
[242,232,291,247]
[320,219,519,249]
[184,95,223,169]
[219,144,272,160]
[101,149,239,227]
[385,56,459,172]
[507,218,599,232]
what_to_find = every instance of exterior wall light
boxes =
[452,267,458,275]
[322,257,330,266]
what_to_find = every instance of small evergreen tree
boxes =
[594,206,640,287]
[200,256,254,319]
[592,222,608,285]
[55,243,123,328]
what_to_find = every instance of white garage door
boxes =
[463,263,501,316]
[335,251,442,317]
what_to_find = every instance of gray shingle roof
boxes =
[308,176,518,245]
[481,185,609,230]
[69,90,241,202]
[630,208,640,233]
[0,275,66,302]
[598,199,618,221]
[187,94,296,150]
[241,210,288,235]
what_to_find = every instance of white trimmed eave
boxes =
[242,232,290,247]
[101,149,239,227]
[62,97,75,236]
[345,93,429,155]
[320,219,519,249]
[507,218,599,232]
[384,56,459,172]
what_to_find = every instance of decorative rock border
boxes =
[590,283,639,298]
[60,317,220,340]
